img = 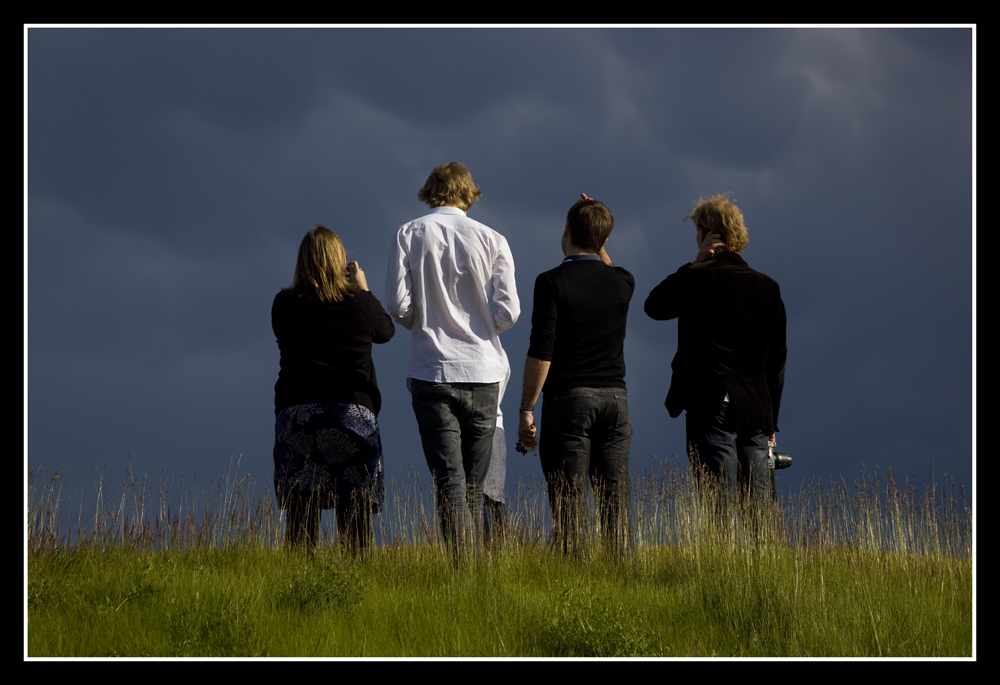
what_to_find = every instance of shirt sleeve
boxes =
[526,273,558,362]
[490,235,520,333]
[384,227,414,330]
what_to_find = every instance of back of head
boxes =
[418,162,483,212]
[286,225,356,303]
[566,198,614,253]
[685,194,749,254]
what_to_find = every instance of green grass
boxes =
[26,459,973,658]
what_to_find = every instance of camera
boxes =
[767,440,791,501]
[767,440,792,470]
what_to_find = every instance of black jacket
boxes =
[644,251,786,432]
[272,289,395,416]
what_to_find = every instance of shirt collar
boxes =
[428,206,467,216]
[561,254,602,263]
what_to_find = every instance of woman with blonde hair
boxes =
[271,226,395,551]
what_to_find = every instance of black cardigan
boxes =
[644,251,786,432]
[272,289,395,416]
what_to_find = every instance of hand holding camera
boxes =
[347,261,369,292]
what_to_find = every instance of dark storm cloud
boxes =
[26,26,974,503]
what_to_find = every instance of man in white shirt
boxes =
[385,162,519,557]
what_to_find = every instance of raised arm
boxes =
[348,260,396,343]
[644,272,683,321]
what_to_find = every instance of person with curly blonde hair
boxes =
[684,193,749,254]
[645,194,786,509]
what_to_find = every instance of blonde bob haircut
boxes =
[685,193,749,254]
[284,226,358,303]
[417,162,483,212]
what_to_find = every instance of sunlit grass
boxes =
[26,456,972,657]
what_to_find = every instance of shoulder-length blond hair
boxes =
[283,226,357,303]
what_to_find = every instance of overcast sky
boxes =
[26,26,975,513]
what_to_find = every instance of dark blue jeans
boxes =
[409,379,499,556]
[539,387,632,555]
[686,400,770,507]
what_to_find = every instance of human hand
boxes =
[580,192,591,201]
[347,261,369,291]
[517,410,537,449]
[694,232,726,264]
[598,245,613,266]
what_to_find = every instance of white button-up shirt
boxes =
[386,206,519,383]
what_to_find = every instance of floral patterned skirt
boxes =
[273,402,385,513]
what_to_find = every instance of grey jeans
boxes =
[409,379,499,555]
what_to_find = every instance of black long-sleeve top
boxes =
[272,289,395,416]
[527,258,634,394]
